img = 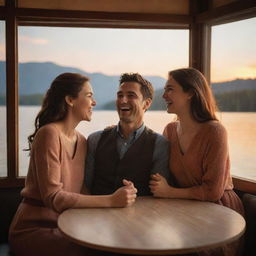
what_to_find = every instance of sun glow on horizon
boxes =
[211,66,256,83]
[211,17,256,83]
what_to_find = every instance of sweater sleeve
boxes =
[188,123,231,202]
[32,125,80,213]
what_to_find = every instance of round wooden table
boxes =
[58,197,245,255]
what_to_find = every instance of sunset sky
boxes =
[0,17,255,83]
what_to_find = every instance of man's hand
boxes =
[111,179,137,207]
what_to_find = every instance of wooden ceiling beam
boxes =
[197,0,256,25]
[15,8,192,24]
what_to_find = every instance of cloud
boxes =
[19,35,49,45]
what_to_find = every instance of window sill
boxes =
[232,175,256,195]
[0,177,25,188]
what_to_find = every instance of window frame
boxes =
[0,0,256,194]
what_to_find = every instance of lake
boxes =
[1,107,256,181]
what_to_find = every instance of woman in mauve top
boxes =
[149,68,244,256]
[9,73,137,256]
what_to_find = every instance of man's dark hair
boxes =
[119,73,154,100]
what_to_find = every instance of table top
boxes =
[58,197,245,255]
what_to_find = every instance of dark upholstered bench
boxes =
[0,187,22,256]
[242,193,256,256]
[0,244,11,256]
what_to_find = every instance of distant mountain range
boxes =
[0,61,256,111]
[0,61,165,108]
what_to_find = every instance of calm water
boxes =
[1,107,256,181]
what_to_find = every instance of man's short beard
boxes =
[120,117,132,123]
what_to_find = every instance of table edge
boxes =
[58,218,246,255]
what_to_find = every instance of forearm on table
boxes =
[74,194,113,208]
[169,185,223,202]
[164,186,202,200]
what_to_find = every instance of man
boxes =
[85,73,171,196]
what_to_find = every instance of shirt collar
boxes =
[117,122,145,140]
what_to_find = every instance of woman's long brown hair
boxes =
[169,68,218,122]
[27,72,89,150]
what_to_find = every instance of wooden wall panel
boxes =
[197,0,256,25]
[18,0,189,14]
[212,0,238,9]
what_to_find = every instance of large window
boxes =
[211,17,256,181]
[0,20,6,177]
[18,26,189,176]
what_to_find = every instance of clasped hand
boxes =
[149,173,173,198]
[111,179,137,207]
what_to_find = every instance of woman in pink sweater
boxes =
[9,73,137,256]
[149,68,244,256]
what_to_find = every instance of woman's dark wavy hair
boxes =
[27,72,89,150]
[169,68,218,122]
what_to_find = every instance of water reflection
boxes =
[0,108,255,180]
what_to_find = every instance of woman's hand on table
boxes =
[111,179,137,207]
[150,173,174,198]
